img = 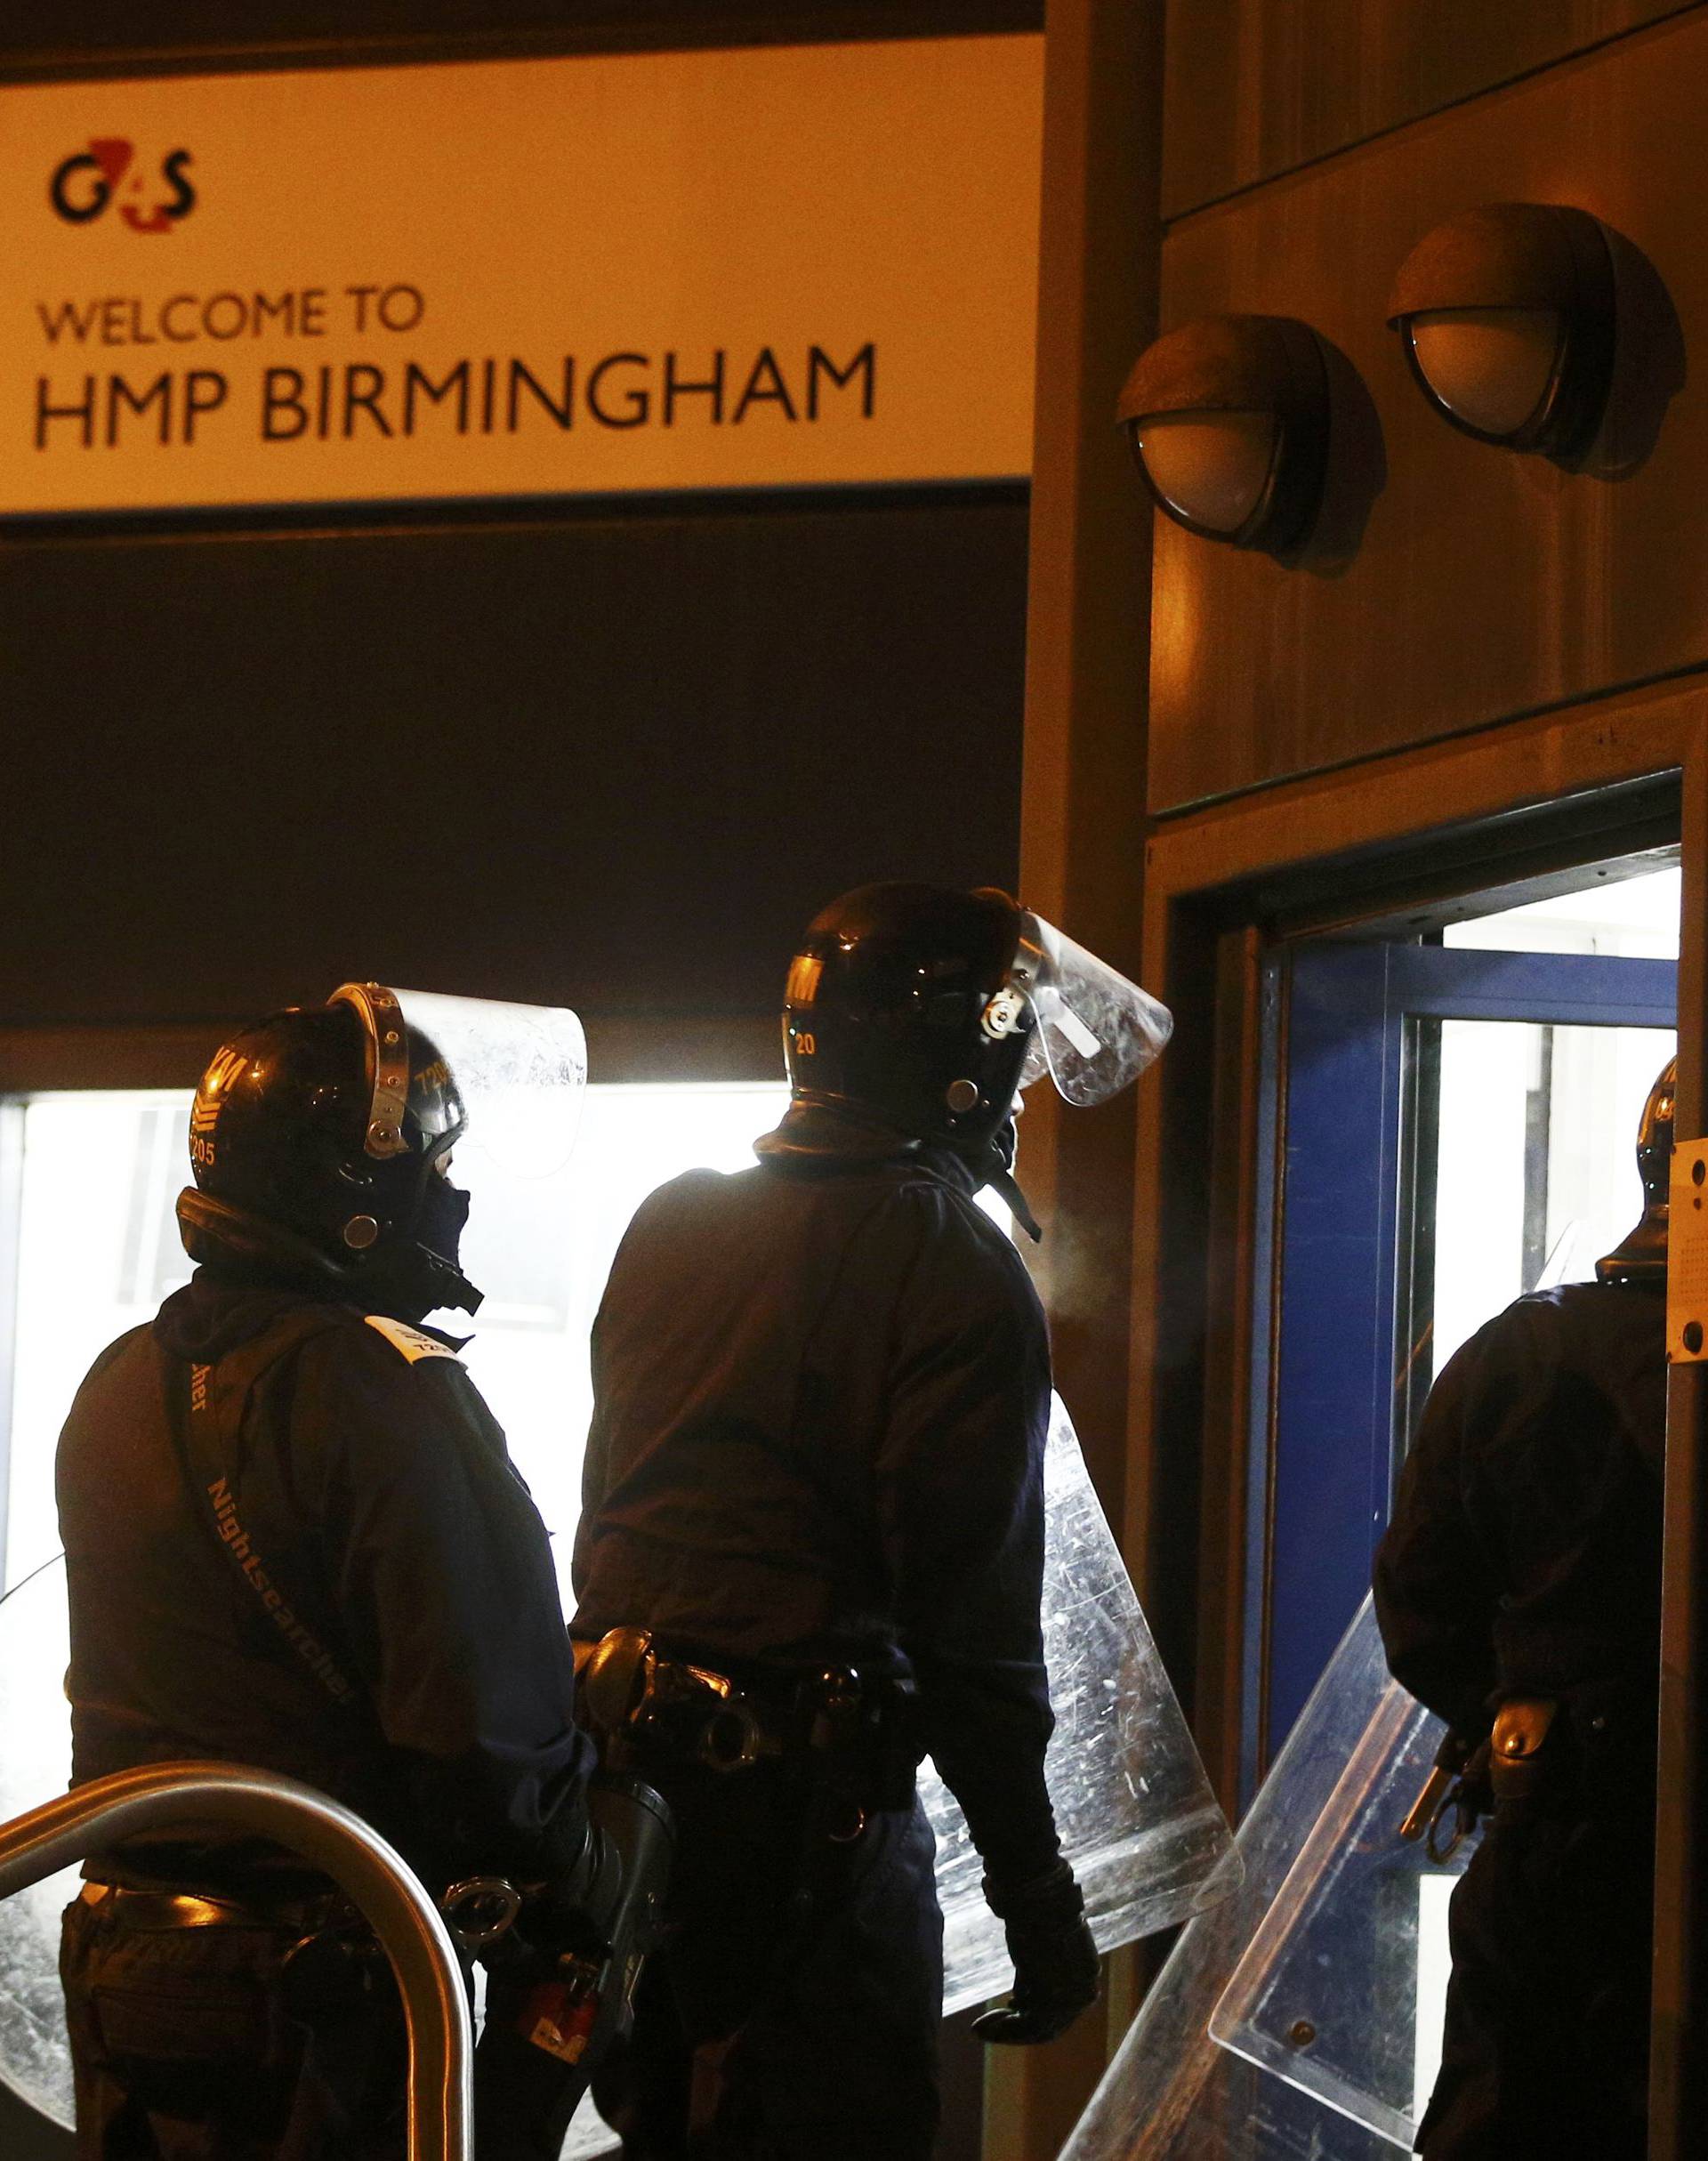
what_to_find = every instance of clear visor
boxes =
[1011,914,1173,1107]
[394,988,587,1181]
[925,1395,1237,2013]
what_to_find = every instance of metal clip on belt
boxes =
[1489,1697,1559,1813]
[1398,1728,1489,1863]
[440,1875,523,1955]
[576,1628,777,1774]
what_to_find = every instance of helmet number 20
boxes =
[795,1032,817,1056]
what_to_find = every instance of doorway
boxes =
[1250,862,1679,1792]
[1111,705,1707,2157]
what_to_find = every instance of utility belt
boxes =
[571,1627,921,1837]
[82,1783,669,2082]
[80,1867,524,1977]
[1487,1683,1656,1819]
[78,1878,352,1936]
[1401,1687,1652,1855]
[77,1874,410,2020]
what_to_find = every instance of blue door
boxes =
[1252,942,1676,1790]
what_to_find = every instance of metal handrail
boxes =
[0,1762,471,2161]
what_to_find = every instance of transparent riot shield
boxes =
[1208,1673,1472,2148]
[0,1555,78,2129]
[389,987,592,1605]
[1060,1595,1461,2161]
[929,1395,1237,2015]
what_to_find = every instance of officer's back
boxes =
[575,1128,1047,1676]
[60,1273,572,1893]
[54,986,600,2161]
[566,883,1176,2161]
[1374,1056,1675,2161]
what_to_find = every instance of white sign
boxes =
[1,36,1043,514]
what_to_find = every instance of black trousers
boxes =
[1419,1806,1653,2160]
[592,1769,943,2161]
[60,1894,407,2161]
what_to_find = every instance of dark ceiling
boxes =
[0,0,1041,78]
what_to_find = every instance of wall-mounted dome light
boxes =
[1116,315,1332,554]
[1386,203,1616,460]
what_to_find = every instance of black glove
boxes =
[970,1859,1100,2045]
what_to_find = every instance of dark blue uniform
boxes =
[573,1106,1059,2159]
[1374,1282,1665,2160]
[56,1271,595,2159]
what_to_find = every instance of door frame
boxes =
[1124,678,1708,2158]
[1254,939,1678,1793]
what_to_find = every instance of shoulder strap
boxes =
[156,1319,365,1710]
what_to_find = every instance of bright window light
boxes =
[1431,1020,1674,1375]
[3,1082,788,1597]
[8,1093,194,1593]
[1444,864,1680,958]
[1429,861,1678,1377]
[456,1081,788,1599]
[1414,1871,1456,2123]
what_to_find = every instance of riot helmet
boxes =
[177,982,480,1317]
[1596,1054,1676,1286]
[781,883,1172,1156]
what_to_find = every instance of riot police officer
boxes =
[55,984,611,2160]
[1374,1057,1673,2159]
[572,883,1171,2159]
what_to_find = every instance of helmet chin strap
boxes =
[962,1117,1043,1244]
[352,1178,484,1321]
[406,1242,485,1318]
[178,1187,483,1318]
[986,1165,1043,1244]
[357,1241,484,1324]
[400,1168,484,1317]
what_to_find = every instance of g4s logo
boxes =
[50,139,197,233]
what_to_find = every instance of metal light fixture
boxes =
[1386,204,1616,459]
[1116,315,1332,553]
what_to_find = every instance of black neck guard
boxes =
[755,1101,1043,1239]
